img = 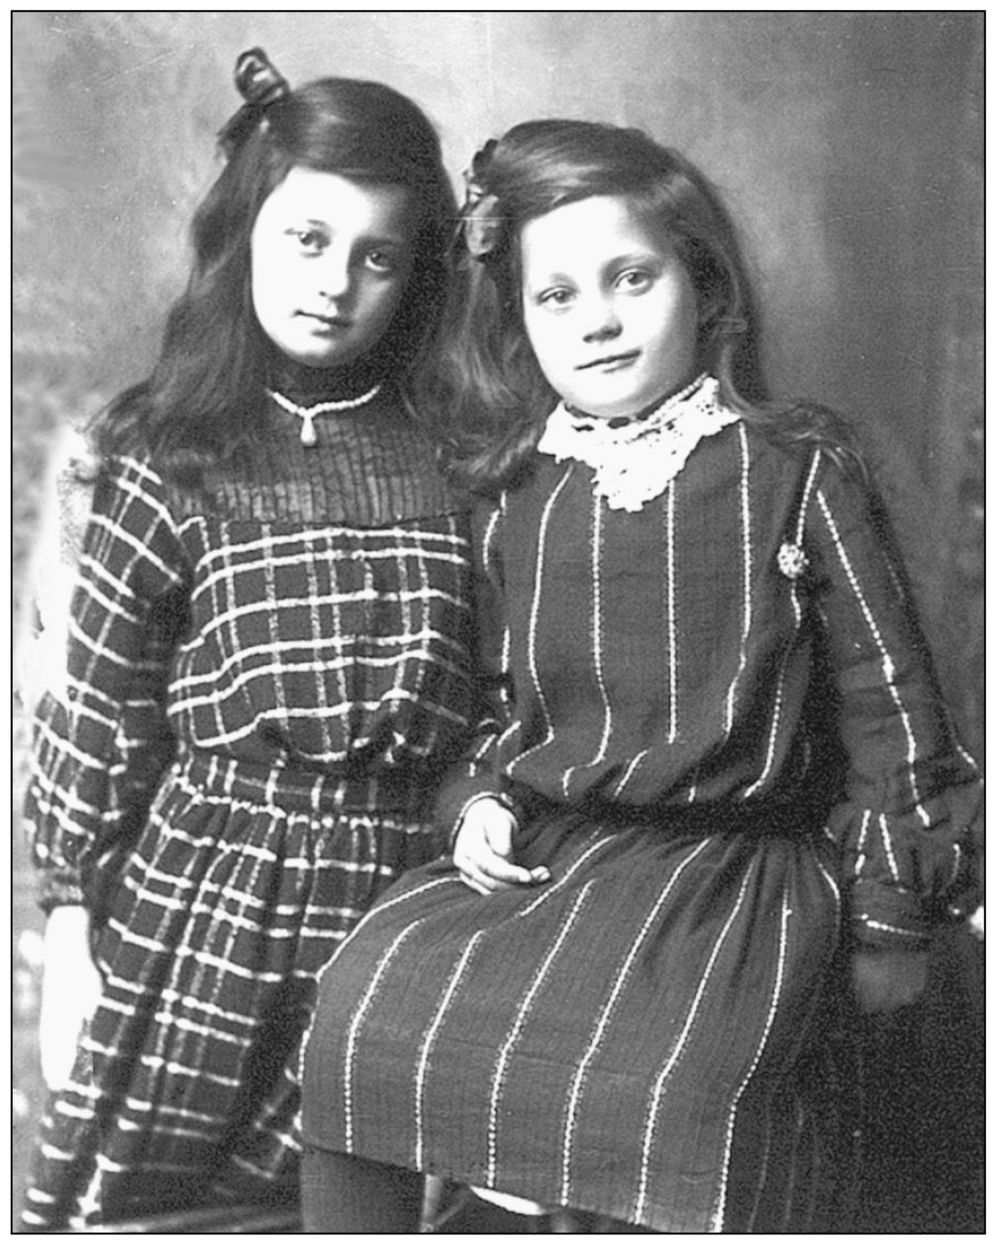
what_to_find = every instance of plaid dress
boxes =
[21,392,475,1229]
[302,410,980,1232]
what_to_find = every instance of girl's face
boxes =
[251,167,416,369]
[520,194,699,420]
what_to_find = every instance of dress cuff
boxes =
[847,879,933,949]
[446,790,519,852]
[433,768,502,843]
[38,868,86,915]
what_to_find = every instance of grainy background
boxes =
[11,10,983,1230]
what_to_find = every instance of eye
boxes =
[364,249,398,274]
[616,268,653,293]
[537,286,575,309]
[289,227,328,254]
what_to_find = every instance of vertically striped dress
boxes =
[302,378,980,1232]
[21,386,475,1229]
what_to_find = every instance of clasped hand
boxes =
[453,797,550,894]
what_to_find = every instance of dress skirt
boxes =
[22,749,441,1230]
[302,804,861,1233]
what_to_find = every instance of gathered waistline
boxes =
[177,749,432,817]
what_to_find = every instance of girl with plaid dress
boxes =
[21,49,474,1229]
[299,121,982,1232]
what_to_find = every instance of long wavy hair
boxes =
[94,72,456,488]
[424,120,862,491]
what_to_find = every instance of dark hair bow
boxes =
[460,139,503,263]
[218,47,291,157]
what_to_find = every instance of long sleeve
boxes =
[24,456,188,913]
[16,427,96,714]
[433,495,513,840]
[806,456,981,948]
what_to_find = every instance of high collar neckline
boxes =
[264,346,391,408]
[538,374,738,511]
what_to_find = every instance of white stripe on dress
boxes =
[706,881,792,1232]
[612,481,676,798]
[560,838,711,1205]
[666,477,679,743]
[297,875,452,1124]
[492,530,523,761]
[724,424,753,735]
[414,931,486,1171]
[813,843,843,908]
[516,832,611,920]
[508,466,575,775]
[796,450,823,545]
[493,501,514,698]
[744,568,805,801]
[633,862,764,1224]
[817,489,931,827]
[482,497,504,587]
[853,809,869,876]
[195,523,466,574]
[117,458,185,536]
[342,921,422,1150]
[75,1162,106,1230]
[86,512,181,588]
[878,812,902,883]
[179,587,469,661]
[487,882,595,1185]
[561,494,613,799]
[741,452,821,799]
[466,729,499,779]
[613,746,647,799]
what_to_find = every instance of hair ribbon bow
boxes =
[219,47,290,156]
[460,139,503,262]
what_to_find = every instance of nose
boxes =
[581,294,622,343]
[317,248,352,302]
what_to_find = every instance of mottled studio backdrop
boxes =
[12,9,983,1228]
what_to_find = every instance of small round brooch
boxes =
[777,542,809,580]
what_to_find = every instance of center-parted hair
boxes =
[96,58,456,487]
[425,119,859,491]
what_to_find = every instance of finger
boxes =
[457,845,550,889]
[475,854,540,887]
[459,872,490,895]
[457,849,527,892]
[460,860,517,892]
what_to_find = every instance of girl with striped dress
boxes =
[299,121,981,1232]
[21,49,474,1229]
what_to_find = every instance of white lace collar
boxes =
[537,373,738,512]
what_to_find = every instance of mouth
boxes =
[298,311,351,331]
[576,350,640,371]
